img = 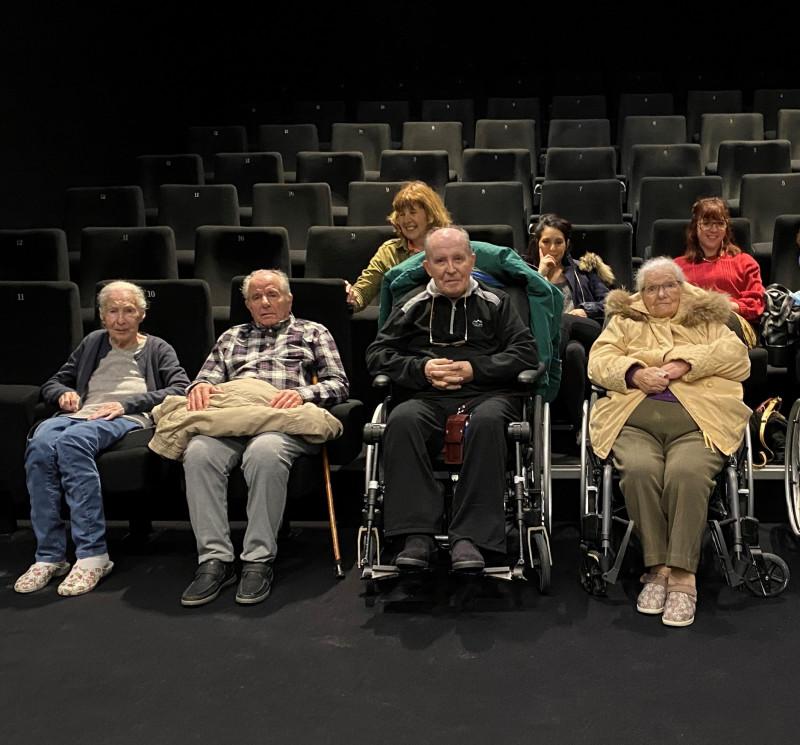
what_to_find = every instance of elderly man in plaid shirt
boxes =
[180,268,349,608]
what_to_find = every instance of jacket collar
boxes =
[604,282,732,327]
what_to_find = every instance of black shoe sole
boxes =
[181,574,237,607]
[235,585,272,604]
[395,557,430,571]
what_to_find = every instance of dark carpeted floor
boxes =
[3,479,800,745]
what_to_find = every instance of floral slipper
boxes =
[57,561,114,597]
[636,572,669,614]
[662,583,697,627]
[14,561,71,593]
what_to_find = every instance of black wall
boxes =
[1,6,796,229]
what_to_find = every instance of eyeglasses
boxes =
[698,219,727,231]
[643,281,681,296]
[429,300,468,346]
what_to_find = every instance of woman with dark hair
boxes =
[525,213,614,439]
[675,197,765,343]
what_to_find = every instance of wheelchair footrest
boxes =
[481,566,515,581]
[362,564,401,581]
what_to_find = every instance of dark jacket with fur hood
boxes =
[587,282,752,458]
[561,252,614,322]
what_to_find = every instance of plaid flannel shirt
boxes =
[192,314,348,407]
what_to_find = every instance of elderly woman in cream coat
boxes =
[587,256,751,628]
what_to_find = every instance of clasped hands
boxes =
[631,360,691,394]
[186,382,303,411]
[425,358,474,390]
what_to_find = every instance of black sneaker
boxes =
[450,539,485,572]
[235,561,274,605]
[395,534,435,570]
[180,559,237,607]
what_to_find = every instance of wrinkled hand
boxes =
[660,360,691,380]
[425,358,474,390]
[269,389,303,409]
[86,401,124,421]
[631,366,671,394]
[187,382,224,411]
[569,308,587,317]
[58,391,80,413]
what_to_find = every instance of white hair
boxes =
[635,256,686,293]
[97,280,147,313]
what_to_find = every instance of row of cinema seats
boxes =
[20,167,800,296]
[131,145,800,277]
[176,107,800,200]
[7,193,800,310]
[0,277,367,548]
[186,89,800,175]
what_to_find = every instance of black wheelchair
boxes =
[356,362,554,604]
[578,395,791,600]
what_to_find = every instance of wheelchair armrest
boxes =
[372,374,391,389]
[517,361,546,390]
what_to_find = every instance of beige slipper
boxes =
[636,572,669,614]
[662,583,697,627]
[57,561,114,596]
[14,561,71,593]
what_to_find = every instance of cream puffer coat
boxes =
[587,282,752,459]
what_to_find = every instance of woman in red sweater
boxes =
[674,197,765,344]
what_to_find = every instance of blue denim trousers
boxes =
[25,415,140,562]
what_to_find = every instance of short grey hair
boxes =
[635,256,686,293]
[423,225,472,261]
[97,280,147,313]
[241,269,291,300]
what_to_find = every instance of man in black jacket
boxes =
[366,226,539,572]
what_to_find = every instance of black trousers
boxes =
[382,394,522,553]
[555,314,602,431]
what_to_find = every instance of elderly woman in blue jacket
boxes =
[15,280,190,597]
[526,213,615,442]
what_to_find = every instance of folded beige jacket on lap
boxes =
[148,378,343,461]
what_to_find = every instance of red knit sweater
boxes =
[674,253,765,321]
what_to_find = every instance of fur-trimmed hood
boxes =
[604,282,732,327]
[576,252,615,287]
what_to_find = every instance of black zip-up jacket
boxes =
[366,278,539,400]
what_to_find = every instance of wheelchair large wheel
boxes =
[744,552,790,598]
[785,398,800,537]
[530,531,551,594]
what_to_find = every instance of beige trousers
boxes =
[612,398,725,572]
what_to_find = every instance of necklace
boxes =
[702,254,720,263]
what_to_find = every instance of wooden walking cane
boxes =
[322,441,345,579]
[313,375,345,578]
